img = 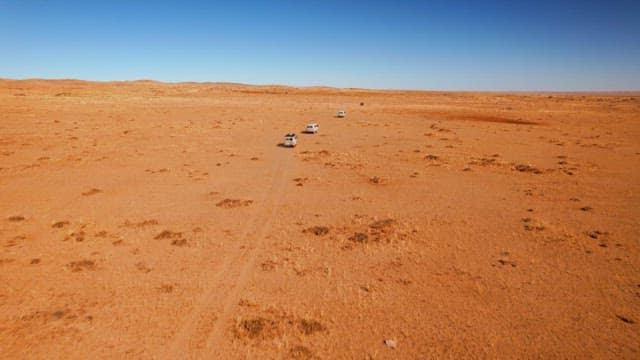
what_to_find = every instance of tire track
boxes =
[163,145,292,359]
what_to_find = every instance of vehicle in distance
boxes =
[337,110,346,118]
[305,123,319,134]
[283,133,298,147]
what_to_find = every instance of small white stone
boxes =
[384,339,397,349]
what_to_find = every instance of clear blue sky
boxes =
[1,0,639,90]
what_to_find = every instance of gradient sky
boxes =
[1,0,639,90]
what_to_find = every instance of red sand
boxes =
[1,79,639,358]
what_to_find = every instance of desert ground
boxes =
[0,79,638,359]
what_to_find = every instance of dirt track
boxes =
[1,79,639,358]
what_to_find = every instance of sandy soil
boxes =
[0,79,639,359]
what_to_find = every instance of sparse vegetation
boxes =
[303,226,330,236]
[216,198,253,208]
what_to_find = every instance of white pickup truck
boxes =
[283,133,298,147]
[337,110,346,118]
[305,123,319,134]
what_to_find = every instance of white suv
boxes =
[284,133,298,147]
[305,123,319,134]
[337,110,346,118]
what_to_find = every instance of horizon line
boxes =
[2,77,639,95]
